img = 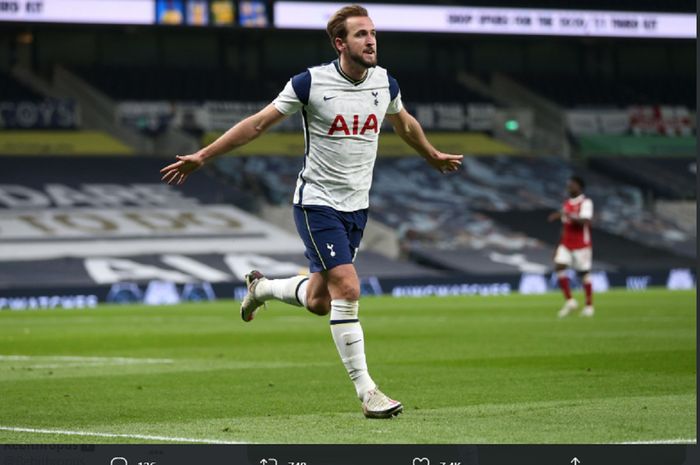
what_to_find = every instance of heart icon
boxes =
[412,458,430,465]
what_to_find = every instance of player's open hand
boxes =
[160,153,205,185]
[426,152,463,174]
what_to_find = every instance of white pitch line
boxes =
[29,362,172,369]
[0,426,247,445]
[617,438,696,444]
[0,355,173,365]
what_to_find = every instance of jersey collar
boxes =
[333,59,369,86]
[569,194,586,204]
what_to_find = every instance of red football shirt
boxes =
[560,195,593,250]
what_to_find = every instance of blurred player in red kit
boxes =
[548,175,594,318]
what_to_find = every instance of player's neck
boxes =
[338,56,368,82]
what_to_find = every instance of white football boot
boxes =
[362,388,403,419]
[580,305,595,317]
[557,298,579,318]
[240,270,267,322]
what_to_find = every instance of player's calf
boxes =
[304,273,332,315]
[579,271,594,317]
[306,296,331,315]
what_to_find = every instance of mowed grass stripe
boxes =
[0,393,693,444]
[0,290,694,443]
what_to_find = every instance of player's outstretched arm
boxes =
[548,211,562,222]
[386,109,463,174]
[160,104,287,185]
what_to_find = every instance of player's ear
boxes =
[334,36,345,54]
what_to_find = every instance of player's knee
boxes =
[579,272,591,284]
[326,264,361,300]
[335,283,360,301]
[556,269,568,278]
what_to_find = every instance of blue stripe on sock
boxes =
[295,277,309,307]
[330,319,359,325]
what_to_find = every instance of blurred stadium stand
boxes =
[212,155,695,270]
[508,74,696,108]
[589,157,696,200]
[70,66,494,105]
[0,155,442,295]
[71,65,280,101]
[0,70,43,100]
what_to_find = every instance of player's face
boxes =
[341,16,377,68]
[567,180,581,197]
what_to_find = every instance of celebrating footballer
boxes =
[160,4,463,418]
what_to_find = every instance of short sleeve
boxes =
[273,80,303,116]
[579,199,593,219]
[386,73,403,115]
[272,70,310,116]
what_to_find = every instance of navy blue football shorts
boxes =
[293,205,368,273]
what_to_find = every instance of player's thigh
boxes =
[572,247,592,272]
[554,245,573,269]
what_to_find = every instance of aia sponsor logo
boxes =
[328,114,378,136]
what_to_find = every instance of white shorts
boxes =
[554,245,592,272]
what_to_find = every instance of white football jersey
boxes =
[273,59,403,212]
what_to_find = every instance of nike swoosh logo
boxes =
[323,95,337,101]
[346,339,362,346]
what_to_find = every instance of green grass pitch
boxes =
[0,289,695,444]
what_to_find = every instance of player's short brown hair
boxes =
[326,4,369,56]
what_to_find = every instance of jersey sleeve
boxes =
[272,70,311,116]
[386,73,403,115]
[579,199,594,219]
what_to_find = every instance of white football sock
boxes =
[254,275,308,307]
[330,299,376,401]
